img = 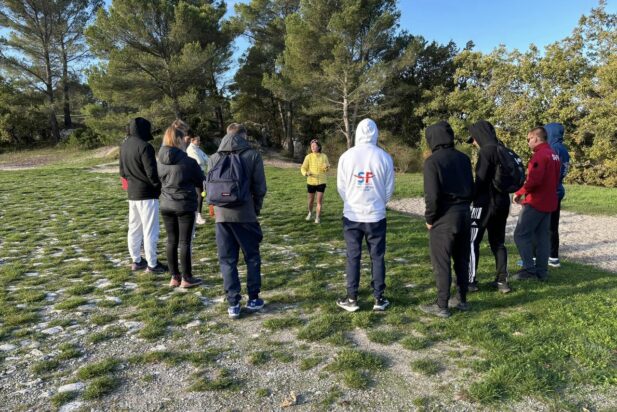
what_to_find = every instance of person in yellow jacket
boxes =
[300,139,330,223]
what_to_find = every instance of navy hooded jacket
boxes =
[544,123,570,200]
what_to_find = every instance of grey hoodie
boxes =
[207,133,267,223]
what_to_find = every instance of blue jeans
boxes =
[343,217,387,299]
[215,222,263,305]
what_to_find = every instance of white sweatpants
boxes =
[127,199,160,266]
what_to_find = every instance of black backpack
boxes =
[205,151,250,207]
[493,144,526,193]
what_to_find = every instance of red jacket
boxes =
[515,142,561,213]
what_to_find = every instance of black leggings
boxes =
[161,211,195,276]
[196,188,204,214]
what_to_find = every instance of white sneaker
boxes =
[548,257,560,268]
[305,212,312,221]
[314,216,320,224]
[196,213,205,225]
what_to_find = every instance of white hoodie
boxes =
[337,119,395,222]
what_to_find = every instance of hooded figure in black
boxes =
[467,120,512,293]
[421,121,473,318]
[119,117,166,273]
[119,117,160,200]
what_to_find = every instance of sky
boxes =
[225,0,614,56]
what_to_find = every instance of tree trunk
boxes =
[350,100,359,144]
[214,104,224,133]
[285,101,293,158]
[209,73,225,133]
[61,43,72,128]
[342,81,352,148]
[44,49,60,144]
[277,100,287,148]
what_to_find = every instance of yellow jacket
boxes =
[301,152,330,185]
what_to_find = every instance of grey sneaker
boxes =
[548,257,560,268]
[146,262,168,274]
[468,282,479,292]
[336,297,360,312]
[419,303,451,318]
[131,259,148,271]
[447,296,470,311]
[373,297,390,311]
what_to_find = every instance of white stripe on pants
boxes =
[128,199,160,266]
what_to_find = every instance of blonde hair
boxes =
[162,126,185,148]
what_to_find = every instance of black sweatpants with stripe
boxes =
[469,204,510,284]
[429,208,471,308]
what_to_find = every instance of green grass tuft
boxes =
[410,358,442,376]
[83,375,119,399]
[189,368,240,392]
[76,358,119,380]
[327,349,385,372]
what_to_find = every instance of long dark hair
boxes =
[310,138,322,153]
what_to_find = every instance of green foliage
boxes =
[64,128,103,150]
[85,0,236,140]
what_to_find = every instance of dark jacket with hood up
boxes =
[469,120,511,210]
[207,133,267,223]
[544,123,570,200]
[157,146,206,213]
[423,121,474,225]
[119,117,161,200]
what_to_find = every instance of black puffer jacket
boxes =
[119,117,161,200]
[423,121,474,224]
[469,120,511,210]
[157,146,205,213]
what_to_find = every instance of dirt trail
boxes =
[388,198,617,274]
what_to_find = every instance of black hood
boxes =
[158,145,187,165]
[426,121,455,152]
[129,117,153,141]
[468,120,498,147]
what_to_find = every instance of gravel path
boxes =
[388,198,617,274]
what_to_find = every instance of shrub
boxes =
[65,127,103,149]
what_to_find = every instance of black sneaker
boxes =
[489,280,512,293]
[373,297,390,311]
[419,303,451,318]
[447,296,470,311]
[146,262,168,274]
[336,297,360,312]
[468,281,479,292]
[513,269,537,281]
[180,276,203,288]
[131,259,148,271]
